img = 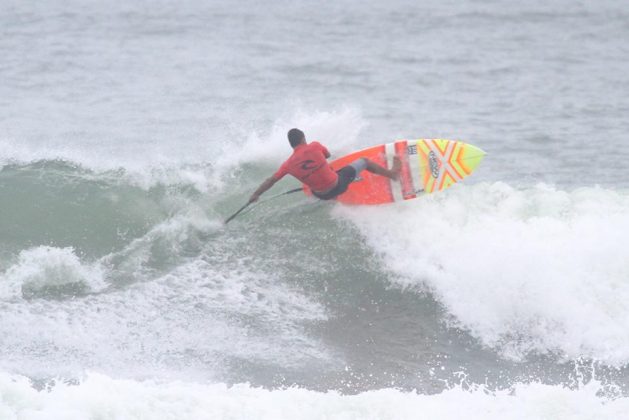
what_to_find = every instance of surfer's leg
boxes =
[362,157,400,180]
[314,166,355,200]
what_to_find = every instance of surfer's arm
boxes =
[249,175,279,203]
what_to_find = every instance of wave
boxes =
[335,182,629,365]
[2,111,629,386]
[2,153,629,376]
[1,371,627,420]
[0,162,332,379]
[0,108,367,192]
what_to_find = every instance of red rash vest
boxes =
[273,142,338,192]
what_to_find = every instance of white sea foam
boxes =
[0,371,626,420]
[0,108,367,192]
[218,108,366,165]
[0,239,330,379]
[335,182,629,365]
[205,107,368,191]
[0,247,106,300]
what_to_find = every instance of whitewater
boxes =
[2,0,629,419]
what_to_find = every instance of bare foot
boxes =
[391,156,402,180]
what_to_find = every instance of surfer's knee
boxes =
[349,158,369,173]
[363,158,380,171]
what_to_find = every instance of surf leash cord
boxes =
[224,187,303,224]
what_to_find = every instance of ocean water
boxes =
[1,0,629,418]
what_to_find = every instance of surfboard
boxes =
[303,139,485,205]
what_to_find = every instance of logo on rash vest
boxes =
[300,160,318,171]
[428,151,440,179]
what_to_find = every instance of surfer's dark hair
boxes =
[287,128,305,148]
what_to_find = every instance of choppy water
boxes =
[2,0,629,418]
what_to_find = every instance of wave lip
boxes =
[0,108,368,193]
[1,246,106,300]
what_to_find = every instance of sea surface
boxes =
[1,0,629,418]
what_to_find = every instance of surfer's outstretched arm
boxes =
[249,176,279,203]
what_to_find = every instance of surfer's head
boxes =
[287,128,305,148]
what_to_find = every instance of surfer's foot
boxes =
[391,156,401,180]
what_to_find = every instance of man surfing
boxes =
[249,128,401,203]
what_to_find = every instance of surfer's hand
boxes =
[248,194,259,204]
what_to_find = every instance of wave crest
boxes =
[1,246,106,300]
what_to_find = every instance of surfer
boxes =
[249,128,401,203]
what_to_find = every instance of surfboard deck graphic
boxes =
[303,139,485,205]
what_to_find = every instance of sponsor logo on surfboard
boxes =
[407,144,417,155]
[428,151,440,179]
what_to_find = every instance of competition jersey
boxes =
[273,142,338,192]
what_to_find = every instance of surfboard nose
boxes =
[461,144,486,173]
